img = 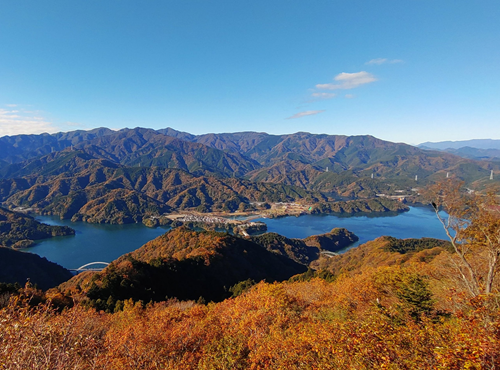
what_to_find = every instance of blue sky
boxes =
[0,0,499,144]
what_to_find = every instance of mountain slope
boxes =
[0,127,115,164]
[0,151,323,223]
[250,227,358,264]
[73,128,261,177]
[0,127,261,178]
[0,247,73,290]
[167,130,500,192]
[2,128,498,198]
[311,236,452,275]
[62,228,307,306]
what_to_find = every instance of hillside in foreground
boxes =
[0,247,73,290]
[60,228,308,307]
[1,228,498,368]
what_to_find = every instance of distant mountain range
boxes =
[419,139,500,150]
[441,147,500,161]
[418,139,500,161]
[0,127,498,224]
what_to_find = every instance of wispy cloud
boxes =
[311,92,336,100]
[344,94,355,99]
[0,106,59,137]
[365,58,403,65]
[316,71,377,90]
[286,110,325,119]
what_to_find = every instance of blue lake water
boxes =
[26,217,170,270]
[26,206,447,269]
[254,206,448,252]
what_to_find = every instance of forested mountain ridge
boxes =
[71,128,262,178]
[1,127,498,191]
[0,127,115,164]
[171,129,500,192]
[0,128,261,178]
[164,128,488,169]
[0,151,322,223]
[1,127,498,224]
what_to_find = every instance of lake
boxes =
[26,206,448,269]
[26,218,171,270]
[254,206,448,252]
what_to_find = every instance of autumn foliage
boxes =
[1,265,499,369]
[2,202,500,369]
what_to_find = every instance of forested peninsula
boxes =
[0,206,74,248]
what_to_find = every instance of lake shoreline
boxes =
[20,206,447,270]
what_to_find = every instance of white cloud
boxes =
[365,58,403,65]
[286,110,325,119]
[366,58,388,65]
[0,107,59,137]
[316,71,377,90]
[311,92,336,100]
[344,94,355,99]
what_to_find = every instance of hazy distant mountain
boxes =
[443,147,500,161]
[0,127,115,164]
[419,139,500,150]
[418,139,500,161]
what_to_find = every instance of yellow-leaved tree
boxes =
[426,179,500,296]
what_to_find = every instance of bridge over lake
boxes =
[70,262,110,272]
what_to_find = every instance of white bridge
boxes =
[320,251,339,258]
[70,262,110,272]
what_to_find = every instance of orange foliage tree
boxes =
[1,272,499,369]
[426,179,500,296]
